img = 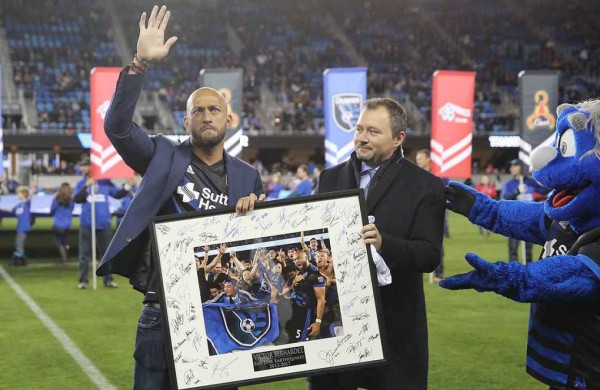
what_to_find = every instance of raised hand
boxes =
[136,5,178,63]
[219,243,227,254]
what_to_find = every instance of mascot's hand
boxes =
[441,252,600,303]
[440,253,508,292]
[445,182,477,218]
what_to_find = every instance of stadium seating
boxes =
[2,0,599,134]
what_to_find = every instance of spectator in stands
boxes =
[266,173,283,199]
[50,182,75,265]
[288,164,313,197]
[74,158,128,289]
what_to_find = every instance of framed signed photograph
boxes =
[150,190,388,389]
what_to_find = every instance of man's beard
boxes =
[191,125,227,148]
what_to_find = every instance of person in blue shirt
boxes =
[288,164,313,197]
[74,158,128,289]
[50,182,75,265]
[501,159,546,263]
[1,186,32,266]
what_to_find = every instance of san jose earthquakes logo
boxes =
[220,303,273,347]
[333,93,362,133]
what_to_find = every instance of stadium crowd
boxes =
[3,0,599,134]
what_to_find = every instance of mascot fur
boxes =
[442,101,600,389]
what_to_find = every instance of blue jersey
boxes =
[51,199,74,230]
[13,200,31,233]
[290,179,312,197]
[74,178,123,230]
[291,264,325,308]
[526,219,600,389]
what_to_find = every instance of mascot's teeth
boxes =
[552,189,581,208]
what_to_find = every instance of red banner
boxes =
[90,67,134,179]
[430,70,475,178]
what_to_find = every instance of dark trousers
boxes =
[434,245,445,278]
[133,306,238,390]
[134,306,170,390]
[508,237,532,264]
[78,226,113,284]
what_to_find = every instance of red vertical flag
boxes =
[90,67,134,179]
[430,70,475,178]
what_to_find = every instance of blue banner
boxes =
[324,68,367,167]
[203,301,279,354]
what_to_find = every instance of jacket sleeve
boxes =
[253,169,265,196]
[103,68,156,176]
[73,180,88,204]
[379,178,445,273]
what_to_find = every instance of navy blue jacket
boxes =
[96,69,263,292]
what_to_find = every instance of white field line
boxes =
[0,265,116,390]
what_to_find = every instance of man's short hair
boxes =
[224,279,235,286]
[364,97,407,138]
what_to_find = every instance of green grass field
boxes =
[0,214,545,389]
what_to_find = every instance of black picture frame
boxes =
[149,189,388,389]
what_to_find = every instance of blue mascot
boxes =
[442,100,600,389]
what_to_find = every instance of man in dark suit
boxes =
[96,6,264,389]
[308,98,445,390]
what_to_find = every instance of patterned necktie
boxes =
[362,169,376,198]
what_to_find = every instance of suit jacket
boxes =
[316,151,445,389]
[96,69,264,293]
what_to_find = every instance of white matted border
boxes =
[150,190,387,389]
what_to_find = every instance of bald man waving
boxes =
[97,6,264,388]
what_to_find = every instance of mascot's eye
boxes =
[558,129,576,157]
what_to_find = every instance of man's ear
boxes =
[394,131,406,148]
[226,113,233,128]
[183,115,190,133]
